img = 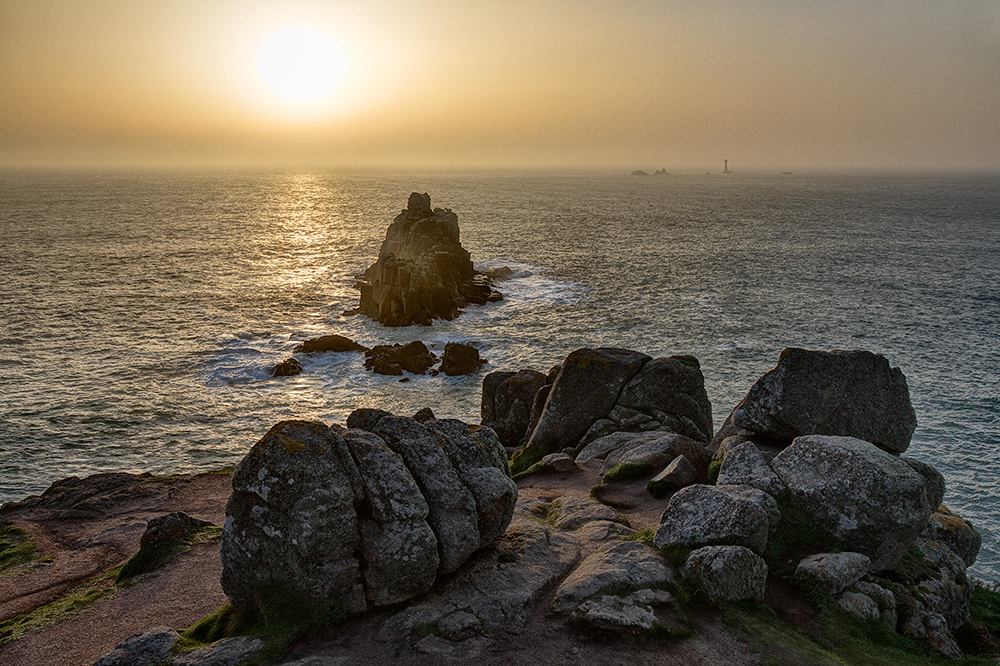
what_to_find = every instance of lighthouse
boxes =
[723,159,730,174]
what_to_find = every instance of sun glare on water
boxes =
[256,27,346,104]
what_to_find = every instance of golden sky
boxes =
[2,0,998,171]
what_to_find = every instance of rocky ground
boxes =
[0,466,770,666]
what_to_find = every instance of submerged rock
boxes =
[364,341,437,375]
[271,357,303,377]
[439,342,487,376]
[294,334,368,354]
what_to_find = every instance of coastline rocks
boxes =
[716,441,786,497]
[576,431,712,480]
[481,369,549,449]
[795,552,871,595]
[553,540,674,612]
[731,348,917,454]
[653,484,780,555]
[220,412,516,614]
[921,505,982,567]
[682,546,768,602]
[355,193,501,327]
[509,349,713,474]
[439,342,487,376]
[294,334,368,354]
[771,435,939,570]
[271,357,303,377]
[364,341,437,376]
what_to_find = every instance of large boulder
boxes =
[653,484,780,555]
[682,545,768,602]
[355,193,501,327]
[294,334,368,354]
[615,355,714,443]
[481,369,549,449]
[220,413,517,615]
[576,431,712,479]
[511,348,650,472]
[439,342,487,376]
[364,341,437,375]
[731,348,917,453]
[770,435,940,570]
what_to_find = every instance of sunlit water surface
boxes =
[2,169,998,579]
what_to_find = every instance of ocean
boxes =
[1,168,998,580]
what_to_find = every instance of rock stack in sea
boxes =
[351,193,503,327]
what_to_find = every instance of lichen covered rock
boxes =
[653,484,780,555]
[221,412,516,614]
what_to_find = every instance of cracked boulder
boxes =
[220,412,517,614]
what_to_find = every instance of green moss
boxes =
[659,542,692,569]
[706,460,721,485]
[885,546,938,587]
[116,525,222,583]
[763,498,842,573]
[0,567,120,646]
[176,604,260,652]
[602,462,654,483]
[0,520,46,576]
[511,460,544,481]
[510,446,546,476]
[620,529,656,546]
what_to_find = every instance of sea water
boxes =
[1,169,998,579]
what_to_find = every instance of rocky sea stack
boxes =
[353,193,502,327]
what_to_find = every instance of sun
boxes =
[256,27,346,104]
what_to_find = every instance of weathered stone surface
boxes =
[355,193,499,327]
[682,545,768,601]
[172,636,266,666]
[512,348,651,473]
[855,580,897,627]
[577,596,657,633]
[716,442,786,497]
[294,334,367,354]
[839,591,880,622]
[91,627,179,666]
[577,431,712,479]
[770,435,939,570]
[481,369,549,449]
[138,512,213,549]
[615,355,714,443]
[646,455,699,498]
[221,412,516,615]
[553,541,673,611]
[795,552,871,595]
[921,505,982,567]
[552,496,630,531]
[540,452,576,473]
[375,595,457,643]
[271,357,303,377]
[914,538,971,630]
[438,517,580,634]
[438,610,482,641]
[654,484,780,555]
[221,420,368,614]
[363,416,483,573]
[364,341,437,375]
[903,611,964,660]
[439,342,487,376]
[731,348,917,453]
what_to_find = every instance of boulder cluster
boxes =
[495,346,982,659]
[351,193,503,327]
[270,335,486,378]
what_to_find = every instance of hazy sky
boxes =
[2,0,998,171]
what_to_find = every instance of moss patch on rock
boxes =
[0,520,46,576]
[117,524,222,583]
[602,462,654,483]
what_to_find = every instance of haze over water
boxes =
[1,169,998,579]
